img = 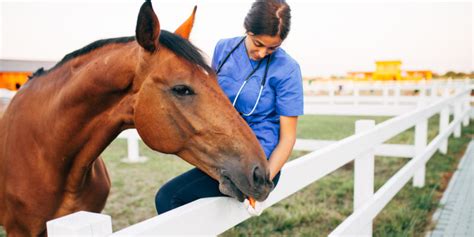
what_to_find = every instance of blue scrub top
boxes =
[212,36,304,158]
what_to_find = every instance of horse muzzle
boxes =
[218,163,273,202]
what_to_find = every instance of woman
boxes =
[155,0,303,215]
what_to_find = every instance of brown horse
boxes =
[0,1,273,236]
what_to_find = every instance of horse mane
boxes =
[159,30,212,73]
[29,30,212,80]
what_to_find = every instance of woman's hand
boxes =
[243,116,298,216]
[243,198,264,216]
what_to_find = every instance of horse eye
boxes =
[172,85,195,96]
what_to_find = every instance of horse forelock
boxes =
[158,30,213,74]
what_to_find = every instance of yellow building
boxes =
[348,60,432,81]
[0,60,56,90]
[373,60,402,80]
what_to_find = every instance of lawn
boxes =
[0,115,472,236]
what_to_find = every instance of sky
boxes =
[0,0,472,77]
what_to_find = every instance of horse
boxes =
[0,1,273,236]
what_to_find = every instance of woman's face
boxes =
[245,33,282,61]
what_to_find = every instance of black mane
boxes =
[159,30,212,73]
[30,30,212,79]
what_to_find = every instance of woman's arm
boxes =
[268,116,298,180]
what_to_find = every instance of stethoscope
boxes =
[216,36,272,116]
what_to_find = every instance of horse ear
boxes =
[136,0,161,52]
[174,6,197,40]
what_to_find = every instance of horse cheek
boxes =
[134,86,183,154]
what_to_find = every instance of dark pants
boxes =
[155,168,281,214]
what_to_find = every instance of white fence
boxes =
[304,78,472,98]
[304,78,473,116]
[47,86,472,236]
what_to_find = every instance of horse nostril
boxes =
[252,165,266,186]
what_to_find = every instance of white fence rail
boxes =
[304,78,473,116]
[47,87,472,236]
[304,78,472,96]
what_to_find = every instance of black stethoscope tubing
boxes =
[216,36,272,116]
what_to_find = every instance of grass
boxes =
[0,115,472,236]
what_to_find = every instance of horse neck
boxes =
[23,42,140,165]
[44,43,143,192]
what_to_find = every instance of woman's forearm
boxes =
[267,116,298,180]
[268,137,295,179]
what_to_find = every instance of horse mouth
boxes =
[218,175,246,202]
[218,171,272,202]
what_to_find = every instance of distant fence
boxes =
[304,78,473,116]
[47,86,472,236]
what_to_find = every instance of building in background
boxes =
[347,60,432,81]
[0,59,56,90]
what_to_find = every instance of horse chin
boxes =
[217,173,273,202]
[218,175,246,202]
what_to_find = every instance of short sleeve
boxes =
[211,39,224,71]
[275,65,304,116]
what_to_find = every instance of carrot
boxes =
[248,197,256,208]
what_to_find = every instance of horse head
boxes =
[132,0,273,202]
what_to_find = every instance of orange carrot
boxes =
[248,197,256,208]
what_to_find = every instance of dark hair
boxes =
[244,0,291,40]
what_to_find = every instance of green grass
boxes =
[0,115,472,237]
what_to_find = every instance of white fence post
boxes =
[413,82,428,187]
[128,135,140,162]
[383,86,389,105]
[120,130,147,163]
[463,92,470,126]
[454,96,462,138]
[354,83,360,105]
[417,81,427,107]
[354,120,375,236]
[394,82,401,106]
[413,117,428,187]
[47,211,112,237]
[438,88,450,155]
[439,108,449,155]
